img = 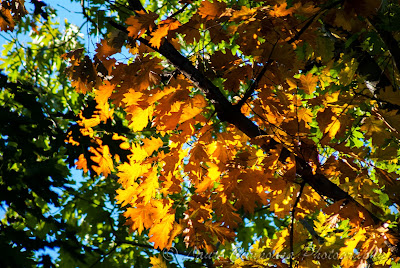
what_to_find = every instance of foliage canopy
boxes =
[2,0,400,267]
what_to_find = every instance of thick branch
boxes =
[103,0,400,254]
[138,38,381,226]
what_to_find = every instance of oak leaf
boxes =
[198,0,226,20]
[126,11,158,38]
[299,72,318,95]
[75,154,88,173]
[90,145,114,177]
[149,212,175,249]
[95,38,121,59]
[124,203,154,234]
[149,18,181,49]
[269,3,294,17]
[138,169,159,204]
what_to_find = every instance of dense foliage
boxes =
[2,0,400,267]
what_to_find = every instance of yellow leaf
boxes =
[326,117,341,139]
[299,72,318,95]
[117,161,150,188]
[127,105,153,132]
[139,169,159,204]
[340,228,366,262]
[150,255,167,268]
[123,90,143,106]
[272,228,290,255]
[195,162,220,192]
[116,183,139,207]
[78,112,101,128]
[167,221,184,248]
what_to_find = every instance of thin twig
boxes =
[236,39,278,108]
[170,3,190,19]
[289,182,306,268]
[287,0,344,44]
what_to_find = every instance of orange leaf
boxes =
[75,154,88,173]
[269,3,295,17]
[299,72,318,95]
[0,8,15,31]
[126,11,158,38]
[179,94,207,123]
[198,0,226,20]
[95,38,121,58]
[124,203,154,234]
[90,145,114,177]
[95,81,114,105]
[149,18,181,49]
[149,212,175,249]
[143,137,163,156]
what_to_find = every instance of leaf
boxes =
[126,11,158,38]
[95,38,121,59]
[0,7,15,31]
[269,3,295,17]
[94,81,114,105]
[379,86,400,106]
[149,212,175,249]
[116,183,140,207]
[198,0,226,20]
[138,169,159,204]
[75,154,88,173]
[149,255,167,268]
[124,203,154,234]
[179,94,207,123]
[340,228,366,265]
[204,221,235,244]
[299,72,318,95]
[127,105,153,132]
[143,137,164,156]
[149,18,181,49]
[90,145,114,177]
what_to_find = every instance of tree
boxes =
[0,2,152,267]
[3,0,400,267]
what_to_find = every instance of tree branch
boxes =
[140,36,382,224]
[290,182,305,268]
[108,16,383,226]
[236,40,277,108]
[287,0,344,44]
[106,7,400,258]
